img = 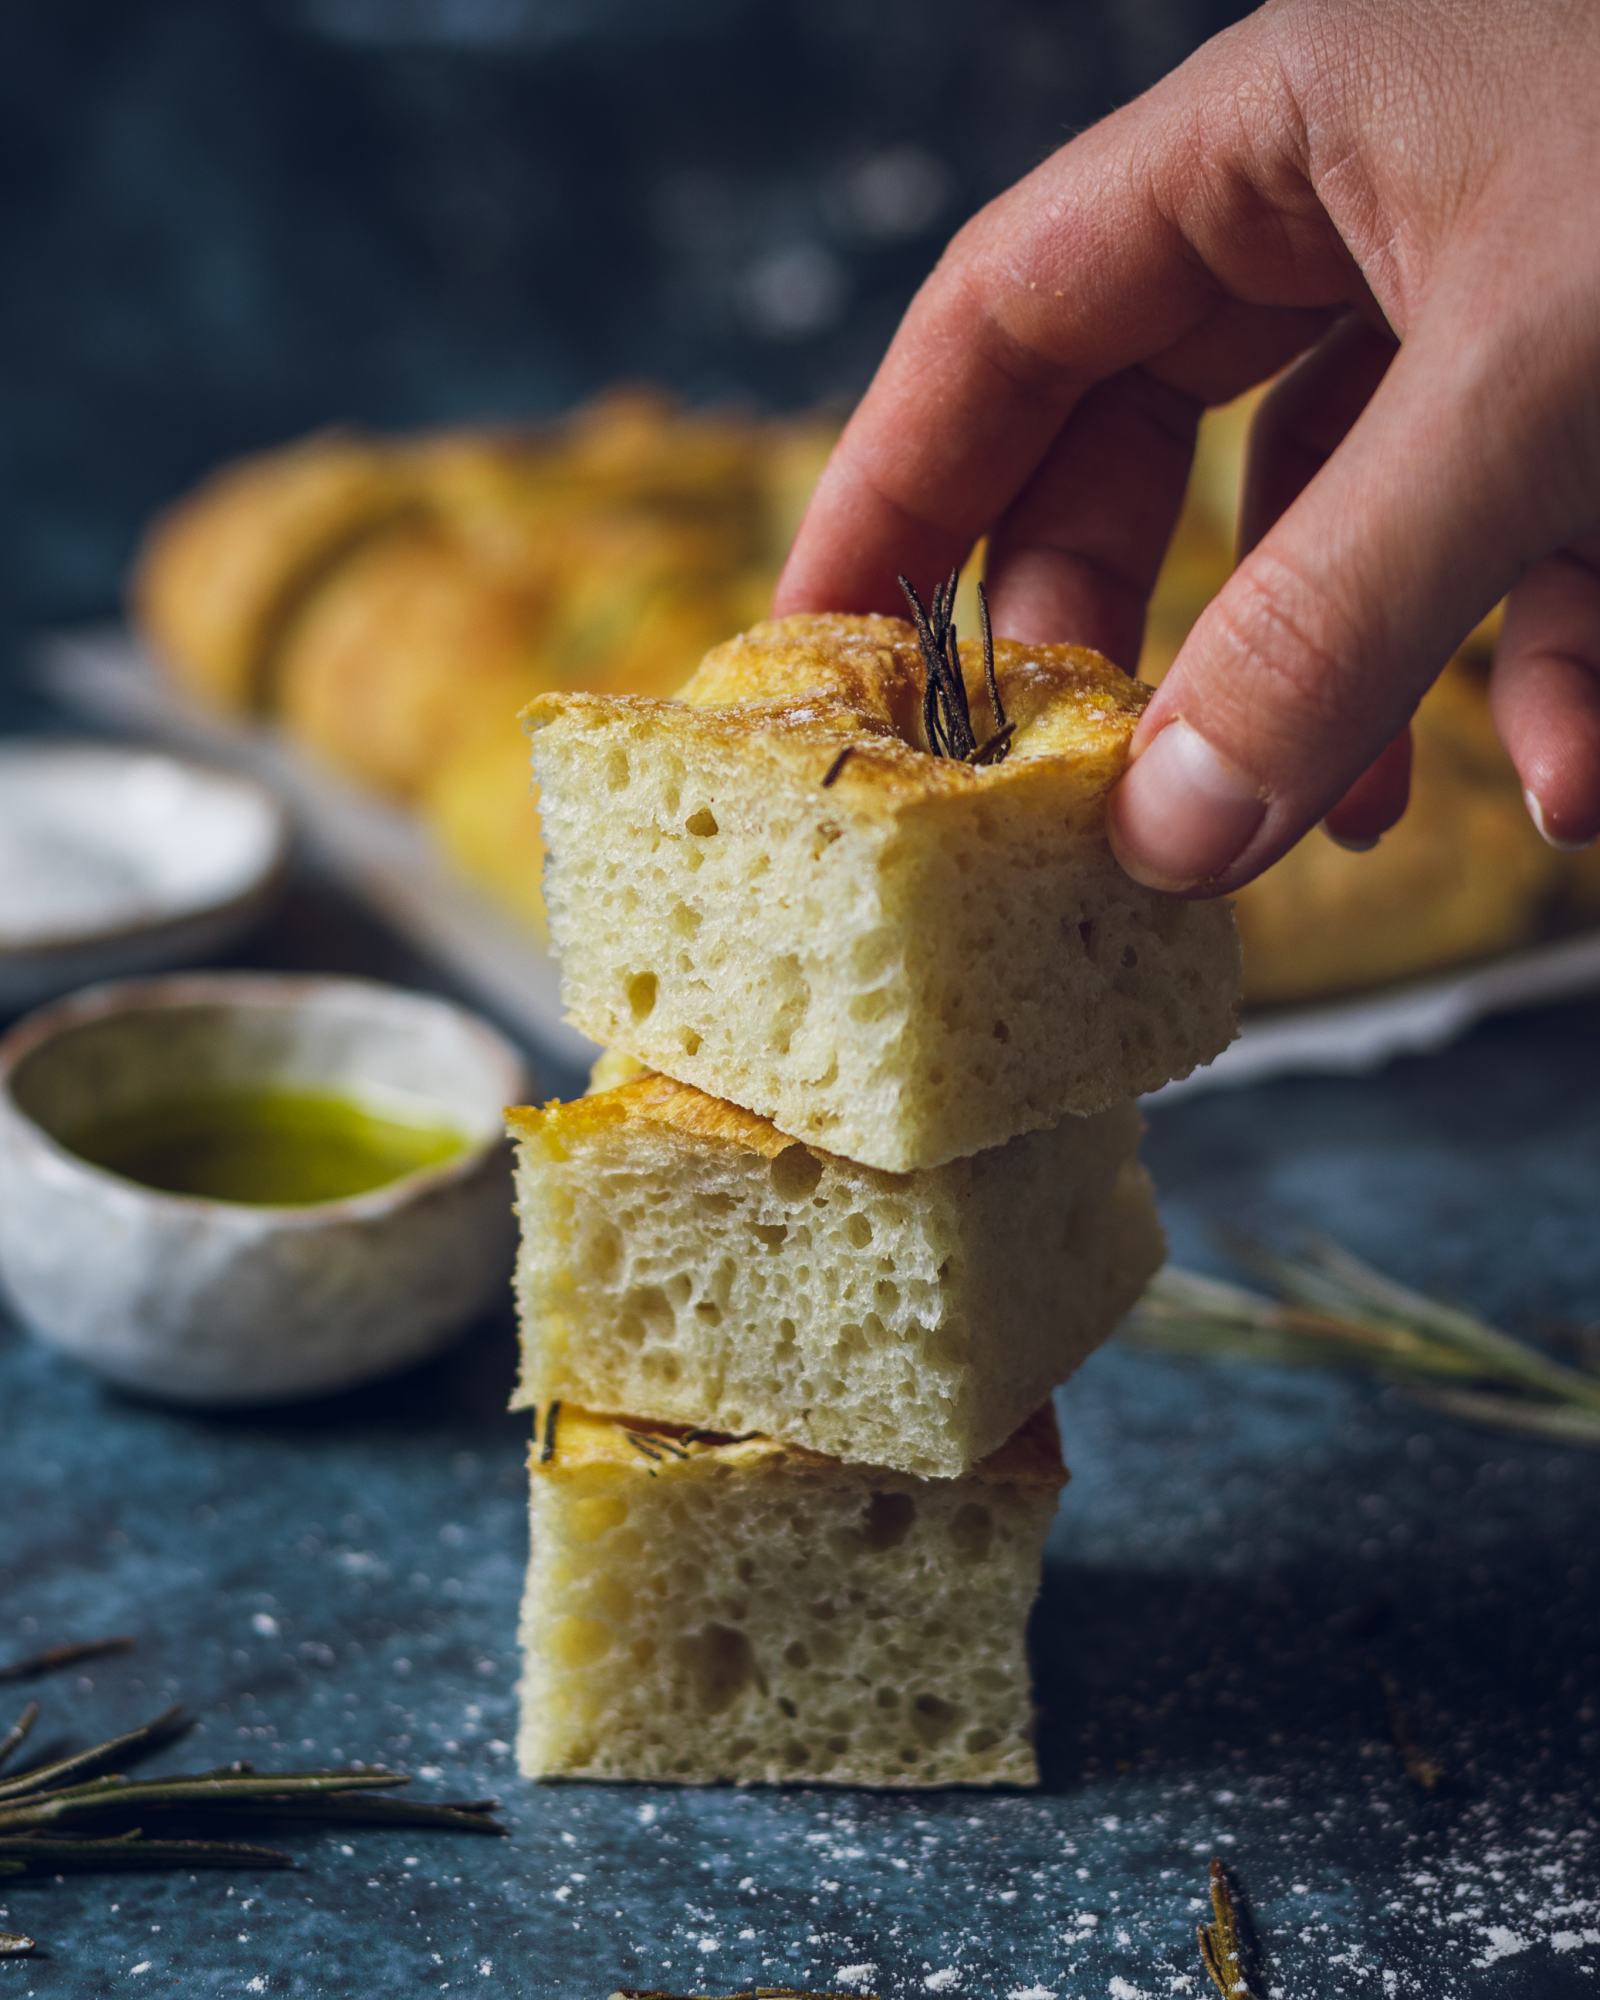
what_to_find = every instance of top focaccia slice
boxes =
[527,612,1239,1171]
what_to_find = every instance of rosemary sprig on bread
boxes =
[897,572,1012,765]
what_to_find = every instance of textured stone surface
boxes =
[1,863,1598,1996]
[12,7,1595,1980]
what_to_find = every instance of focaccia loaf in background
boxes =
[131,432,414,713]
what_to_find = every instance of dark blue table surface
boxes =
[2,848,1598,2000]
[10,5,1595,1988]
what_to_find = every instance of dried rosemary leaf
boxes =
[0,1706,191,1805]
[1411,1385,1600,1447]
[0,1636,135,1685]
[540,1399,562,1464]
[0,1832,296,1873]
[1,1768,410,1836]
[1198,1857,1261,1999]
[898,573,1009,766]
[0,1681,503,1962]
[145,1792,506,1834]
[0,1705,40,1776]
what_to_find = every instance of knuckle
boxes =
[919,212,1079,414]
[960,273,1080,413]
[852,458,957,548]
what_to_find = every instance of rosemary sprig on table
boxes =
[1198,1858,1261,1998]
[0,1690,503,1957]
[0,1637,135,1685]
[1127,1237,1600,1447]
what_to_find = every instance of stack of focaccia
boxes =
[507,605,1240,1786]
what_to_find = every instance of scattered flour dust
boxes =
[622,1782,1600,1998]
[1472,1926,1531,1968]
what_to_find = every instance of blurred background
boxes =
[6,0,1252,670]
[9,0,1592,1032]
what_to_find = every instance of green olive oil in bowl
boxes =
[62,1086,471,1207]
[0,972,527,1403]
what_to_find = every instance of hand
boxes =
[775,0,1600,892]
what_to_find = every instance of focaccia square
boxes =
[509,1073,1161,1478]
[518,1403,1065,1787]
[526,613,1239,1171]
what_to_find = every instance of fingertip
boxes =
[1516,711,1600,849]
[1321,825,1380,853]
[1491,644,1600,850]
[1490,548,1600,851]
[1107,717,1268,892]
[1524,785,1598,854]
[1319,730,1413,848]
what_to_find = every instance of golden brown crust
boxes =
[523,612,1148,819]
[508,1072,841,1169]
[527,1401,1067,1489]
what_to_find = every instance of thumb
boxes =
[1107,310,1567,894]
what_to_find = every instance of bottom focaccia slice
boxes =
[518,1403,1065,1787]
[510,1074,1163,1478]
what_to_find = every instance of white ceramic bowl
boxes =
[0,741,290,1013]
[0,973,528,1403]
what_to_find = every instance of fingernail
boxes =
[1524,787,1595,853]
[1322,824,1380,854]
[1110,718,1267,890]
